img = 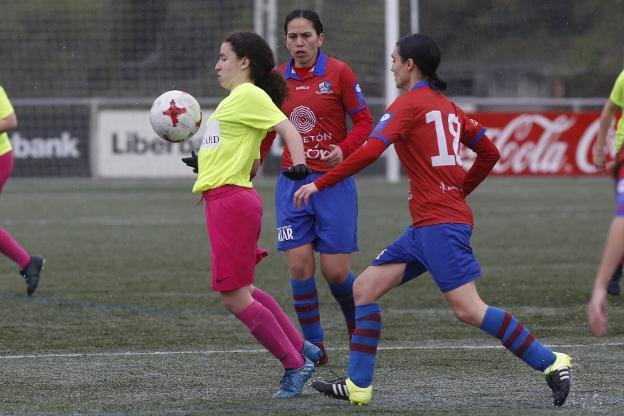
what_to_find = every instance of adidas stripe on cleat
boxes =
[543,352,572,407]
[312,377,372,405]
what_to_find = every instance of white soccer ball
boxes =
[150,90,202,143]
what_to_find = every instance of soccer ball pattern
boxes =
[150,90,202,143]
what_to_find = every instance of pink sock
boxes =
[0,228,30,269]
[236,300,304,369]
[252,287,304,352]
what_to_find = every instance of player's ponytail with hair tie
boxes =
[397,33,447,92]
[429,72,447,92]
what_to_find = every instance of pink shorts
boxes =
[0,151,14,193]
[203,185,268,292]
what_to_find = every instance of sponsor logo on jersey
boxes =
[277,225,294,242]
[374,112,393,132]
[201,120,221,149]
[295,85,310,90]
[290,105,316,134]
[353,82,365,103]
[439,181,460,193]
[316,81,333,95]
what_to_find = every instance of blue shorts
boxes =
[275,171,358,253]
[616,177,624,216]
[371,223,481,293]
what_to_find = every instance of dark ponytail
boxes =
[396,33,447,91]
[224,32,288,107]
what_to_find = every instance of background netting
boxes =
[0,0,621,177]
[3,0,622,100]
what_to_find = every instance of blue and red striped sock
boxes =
[480,306,555,371]
[290,277,324,344]
[328,271,356,336]
[348,303,381,388]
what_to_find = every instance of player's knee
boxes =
[454,309,480,326]
[353,277,376,304]
[220,298,238,314]
[220,294,247,315]
[452,306,481,327]
[288,261,314,279]
[321,268,349,285]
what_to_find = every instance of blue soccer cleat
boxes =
[301,340,324,366]
[272,356,316,399]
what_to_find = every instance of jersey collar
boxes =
[284,51,328,80]
[410,80,430,91]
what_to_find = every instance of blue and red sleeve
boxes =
[337,64,373,158]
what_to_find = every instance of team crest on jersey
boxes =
[316,81,333,95]
[353,82,365,103]
[373,112,393,132]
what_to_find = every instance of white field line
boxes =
[0,342,622,360]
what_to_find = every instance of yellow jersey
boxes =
[0,86,14,156]
[609,70,624,152]
[192,83,286,193]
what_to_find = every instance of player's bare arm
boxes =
[594,98,618,170]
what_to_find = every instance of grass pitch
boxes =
[0,176,621,415]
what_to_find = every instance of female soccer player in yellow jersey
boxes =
[589,68,624,334]
[181,32,322,398]
[0,85,44,295]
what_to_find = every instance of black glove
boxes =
[282,164,310,180]
[181,151,198,173]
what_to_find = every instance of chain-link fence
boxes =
[2,0,622,100]
[0,0,621,177]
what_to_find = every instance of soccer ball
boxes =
[150,90,202,143]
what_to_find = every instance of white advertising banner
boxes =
[95,110,211,178]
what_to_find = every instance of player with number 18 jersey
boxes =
[303,34,572,408]
[315,80,496,227]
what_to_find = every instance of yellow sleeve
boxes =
[610,71,624,108]
[0,86,15,120]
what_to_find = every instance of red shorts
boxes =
[203,185,268,292]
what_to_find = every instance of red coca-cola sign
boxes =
[463,111,616,176]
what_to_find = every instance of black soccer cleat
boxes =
[20,256,45,296]
[312,378,372,405]
[543,352,572,407]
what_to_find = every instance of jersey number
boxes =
[426,110,463,167]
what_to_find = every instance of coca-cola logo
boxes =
[462,111,614,176]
